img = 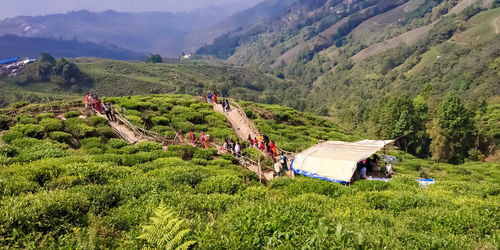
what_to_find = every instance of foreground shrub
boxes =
[352,180,389,192]
[67,162,113,184]
[63,111,80,119]
[151,125,177,138]
[35,113,55,121]
[150,116,170,126]
[167,145,197,160]
[95,125,114,138]
[0,190,90,234]
[389,175,420,191]
[199,194,335,249]
[126,115,143,128]
[121,152,158,166]
[86,116,109,126]
[12,124,45,139]
[64,118,95,138]
[48,131,72,142]
[269,177,346,198]
[107,138,129,149]
[1,131,24,144]
[16,114,36,124]
[196,175,243,195]
[193,148,218,160]
[0,145,18,157]
[39,118,63,132]
[135,141,162,152]
[17,141,68,162]
[0,114,12,129]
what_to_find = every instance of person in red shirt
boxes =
[94,98,102,113]
[190,130,195,144]
[200,132,207,149]
[270,141,277,157]
[85,93,89,107]
[213,93,218,104]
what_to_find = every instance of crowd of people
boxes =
[206,92,291,177]
[222,139,241,157]
[205,92,231,112]
[85,93,116,122]
[355,154,394,180]
[248,134,278,157]
[273,153,290,177]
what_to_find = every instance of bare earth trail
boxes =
[213,102,288,181]
[494,16,500,34]
[94,111,144,144]
[213,103,259,141]
[98,105,276,182]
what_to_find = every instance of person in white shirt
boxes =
[274,158,281,177]
[234,141,241,158]
[385,160,394,178]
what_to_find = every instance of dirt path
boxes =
[214,103,259,141]
[94,112,144,144]
[494,16,500,34]
[214,102,294,181]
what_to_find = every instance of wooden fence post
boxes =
[258,158,262,184]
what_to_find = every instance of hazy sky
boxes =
[0,0,264,19]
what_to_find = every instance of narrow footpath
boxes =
[94,111,144,144]
[95,106,276,182]
[213,102,259,141]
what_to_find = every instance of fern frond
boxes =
[176,240,197,250]
[137,201,196,250]
[165,228,191,250]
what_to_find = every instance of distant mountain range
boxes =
[0,2,261,58]
[0,35,145,60]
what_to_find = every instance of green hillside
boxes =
[0,95,499,248]
[1,58,294,108]
[196,1,500,163]
[1,1,499,163]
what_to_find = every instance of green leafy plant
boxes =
[63,111,81,119]
[137,202,196,250]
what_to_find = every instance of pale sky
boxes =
[0,0,264,19]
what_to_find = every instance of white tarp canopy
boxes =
[291,140,394,183]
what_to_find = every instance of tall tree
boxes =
[145,54,162,63]
[36,52,56,81]
[435,92,474,163]
[372,95,422,153]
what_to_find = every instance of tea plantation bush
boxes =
[110,94,234,144]
[239,101,360,152]
[39,118,64,132]
[0,95,498,249]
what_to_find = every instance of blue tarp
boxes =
[0,57,19,65]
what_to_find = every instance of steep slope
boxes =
[185,0,297,52]
[349,0,494,63]
[198,0,412,66]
